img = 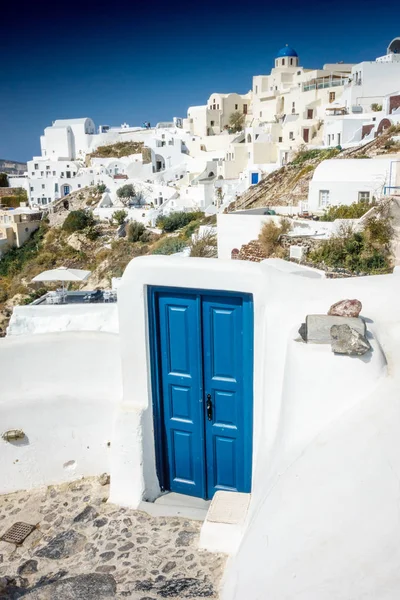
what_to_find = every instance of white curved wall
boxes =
[0,332,122,494]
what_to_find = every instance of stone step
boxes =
[138,493,210,522]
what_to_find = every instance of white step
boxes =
[138,492,210,521]
[199,491,251,554]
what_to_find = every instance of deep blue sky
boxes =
[1,0,399,161]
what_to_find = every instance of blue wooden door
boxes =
[202,295,253,497]
[152,288,253,499]
[251,172,259,185]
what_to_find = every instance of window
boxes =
[297,71,301,75]
[329,92,336,103]
[34,163,38,169]
[55,183,59,192]
[40,171,44,176]
[78,184,81,188]
[61,172,64,177]
[217,104,219,109]
[210,121,215,126]
[255,134,259,140]
[31,172,34,176]
[161,134,165,139]
[358,191,370,203]
[279,137,283,142]
[319,190,330,207]
[307,109,313,119]
[337,133,341,145]
[53,171,56,176]
[259,111,262,117]
[235,104,238,110]
[255,86,258,94]
[46,165,50,170]
[41,184,45,189]
[327,134,331,145]
[289,132,294,140]
[243,104,248,114]
[290,58,293,65]
[282,59,285,65]
[30,186,34,191]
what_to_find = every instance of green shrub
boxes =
[113,210,128,226]
[319,201,375,221]
[0,223,49,278]
[309,209,393,274]
[152,237,187,255]
[291,147,340,166]
[96,183,107,194]
[126,220,149,243]
[156,211,203,233]
[62,210,95,233]
[84,226,100,241]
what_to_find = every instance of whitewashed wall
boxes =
[0,332,122,494]
[7,304,118,336]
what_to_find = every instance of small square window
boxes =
[358,191,370,203]
[278,137,283,142]
[210,121,215,126]
[41,184,45,189]
[34,163,38,169]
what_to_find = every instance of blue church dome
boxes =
[276,45,298,58]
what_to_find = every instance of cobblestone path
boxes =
[0,477,226,599]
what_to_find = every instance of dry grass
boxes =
[258,218,291,257]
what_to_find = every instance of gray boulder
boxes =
[330,324,371,356]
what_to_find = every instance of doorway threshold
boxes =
[139,493,211,522]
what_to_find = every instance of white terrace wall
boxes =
[0,332,122,494]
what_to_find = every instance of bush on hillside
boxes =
[309,204,393,274]
[258,217,291,257]
[319,200,376,221]
[156,211,203,233]
[189,231,217,257]
[96,183,107,194]
[113,210,128,226]
[152,237,187,255]
[0,173,8,187]
[291,147,340,166]
[62,210,95,233]
[126,220,149,243]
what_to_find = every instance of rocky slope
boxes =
[230,125,400,212]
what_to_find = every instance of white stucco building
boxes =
[2,255,400,599]
[307,155,400,213]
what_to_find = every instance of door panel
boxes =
[153,289,253,500]
[157,292,205,498]
[202,295,252,498]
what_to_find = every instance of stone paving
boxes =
[0,477,226,599]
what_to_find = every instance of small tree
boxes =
[0,173,8,187]
[96,183,107,194]
[113,209,128,226]
[228,112,245,133]
[117,184,136,205]
[126,220,149,243]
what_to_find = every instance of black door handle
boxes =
[206,394,213,421]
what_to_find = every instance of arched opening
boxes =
[154,154,165,172]
[388,37,400,55]
[247,134,252,143]
[377,118,392,136]
[62,185,71,197]
[231,248,240,260]
[208,171,215,177]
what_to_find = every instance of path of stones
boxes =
[0,477,226,599]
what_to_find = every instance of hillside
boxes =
[0,196,216,335]
[88,141,151,162]
[230,125,400,212]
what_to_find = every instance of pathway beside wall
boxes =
[0,477,226,599]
